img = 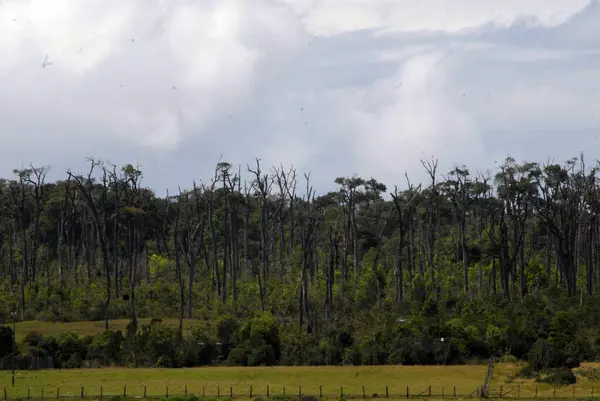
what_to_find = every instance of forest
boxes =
[0,154,599,373]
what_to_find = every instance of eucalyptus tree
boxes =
[390,175,421,303]
[67,159,112,330]
[494,157,537,298]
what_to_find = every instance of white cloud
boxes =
[0,0,599,194]
[292,0,590,36]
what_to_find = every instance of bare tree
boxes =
[67,159,112,330]
[390,173,421,304]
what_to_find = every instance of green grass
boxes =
[12,318,203,342]
[0,365,487,399]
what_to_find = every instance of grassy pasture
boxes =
[0,365,486,399]
[11,319,203,342]
[2,364,600,400]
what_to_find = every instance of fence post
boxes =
[429,386,431,397]
[185,385,188,396]
[283,386,286,397]
[80,386,83,399]
[144,386,147,398]
[250,385,253,398]
[230,386,233,398]
[320,386,323,398]
[454,386,456,398]
[100,386,103,399]
[553,386,556,398]
[406,385,409,399]
[57,387,59,399]
[166,385,169,398]
[3,388,6,401]
[124,385,127,398]
[202,385,205,398]
[266,386,269,398]
[340,386,343,399]
[386,386,389,398]
[299,385,302,401]
[363,386,366,399]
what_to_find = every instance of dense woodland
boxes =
[0,155,600,370]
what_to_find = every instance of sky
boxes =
[1,0,599,196]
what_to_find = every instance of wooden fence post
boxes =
[124,385,127,398]
[406,385,409,399]
[319,386,322,398]
[453,386,456,397]
[283,386,286,397]
[230,386,233,398]
[553,386,556,398]
[185,385,188,396]
[250,385,253,398]
[100,386,103,399]
[266,386,269,398]
[340,386,343,399]
[202,385,205,398]
[217,386,220,398]
[79,386,82,399]
[386,386,389,398]
[57,387,59,399]
[3,387,6,401]
[429,386,432,397]
[299,385,302,401]
[166,385,169,398]
[362,386,366,399]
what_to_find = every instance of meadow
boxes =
[2,364,600,400]
[0,365,486,399]
[11,319,202,343]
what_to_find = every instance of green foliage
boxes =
[537,367,577,386]
[4,157,600,369]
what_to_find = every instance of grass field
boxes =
[0,365,487,399]
[12,319,203,342]
[2,364,600,400]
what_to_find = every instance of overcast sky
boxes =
[1,0,599,195]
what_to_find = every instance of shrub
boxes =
[537,368,577,385]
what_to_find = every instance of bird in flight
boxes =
[42,54,53,67]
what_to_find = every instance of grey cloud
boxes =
[0,0,599,196]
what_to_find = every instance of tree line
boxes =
[1,154,600,368]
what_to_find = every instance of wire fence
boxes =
[2,384,599,400]
[1,384,482,400]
